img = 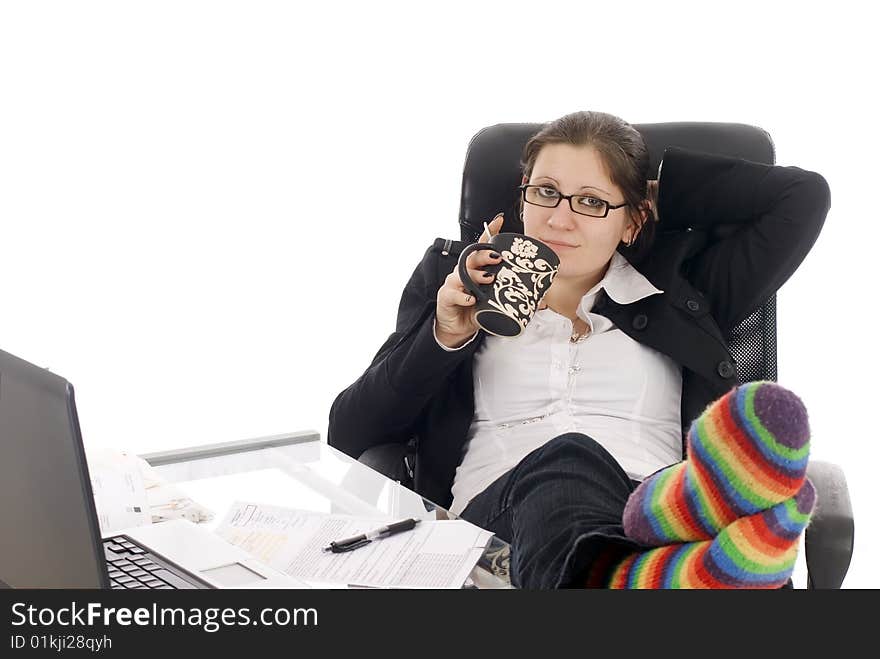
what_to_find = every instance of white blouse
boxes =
[441,251,684,516]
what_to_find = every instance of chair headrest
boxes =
[458,121,775,242]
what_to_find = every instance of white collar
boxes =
[578,250,663,314]
[529,251,663,334]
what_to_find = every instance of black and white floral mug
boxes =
[457,233,561,337]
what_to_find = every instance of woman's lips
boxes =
[542,239,579,250]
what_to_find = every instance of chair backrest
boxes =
[457,121,778,383]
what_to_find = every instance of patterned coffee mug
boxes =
[457,233,561,337]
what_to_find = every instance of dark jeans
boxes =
[460,432,642,589]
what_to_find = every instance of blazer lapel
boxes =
[595,286,737,398]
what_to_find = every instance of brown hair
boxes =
[520,111,656,259]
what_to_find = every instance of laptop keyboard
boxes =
[103,536,206,589]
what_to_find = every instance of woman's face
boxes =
[522,143,638,283]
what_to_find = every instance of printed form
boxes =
[215,501,494,589]
[86,448,151,534]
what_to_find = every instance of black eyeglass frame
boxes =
[518,184,628,219]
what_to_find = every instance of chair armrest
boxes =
[357,443,415,489]
[804,460,854,589]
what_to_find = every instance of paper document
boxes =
[134,454,215,525]
[215,502,493,589]
[85,448,151,534]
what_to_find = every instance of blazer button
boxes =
[717,360,736,378]
[632,314,648,330]
[686,299,700,312]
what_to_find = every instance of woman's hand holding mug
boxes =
[435,213,505,349]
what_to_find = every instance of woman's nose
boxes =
[547,202,577,230]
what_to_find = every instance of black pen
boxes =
[322,518,421,553]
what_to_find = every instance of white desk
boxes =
[141,431,512,589]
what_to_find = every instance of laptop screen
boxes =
[0,348,107,588]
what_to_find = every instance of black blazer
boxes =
[328,147,831,509]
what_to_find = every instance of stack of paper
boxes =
[215,502,494,589]
[85,447,215,534]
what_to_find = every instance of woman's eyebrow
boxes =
[533,175,611,196]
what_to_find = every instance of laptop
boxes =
[0,347,309,589]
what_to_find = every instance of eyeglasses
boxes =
[519,185,628,218]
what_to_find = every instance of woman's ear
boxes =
[626,207,649,243]
[635,202,651,229]
[521,175,528,185]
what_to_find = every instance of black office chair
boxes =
[359,121,854,589]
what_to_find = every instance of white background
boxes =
[1,1,876,587]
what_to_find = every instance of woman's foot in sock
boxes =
[608,479,816,588]
[623,381,811,546]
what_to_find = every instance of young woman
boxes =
[328,111,830,588]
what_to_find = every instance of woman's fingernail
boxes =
[490,252,500,259]
[482,271,493,278]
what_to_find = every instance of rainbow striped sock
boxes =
[607,479,816,588]
[622,381,811,546]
